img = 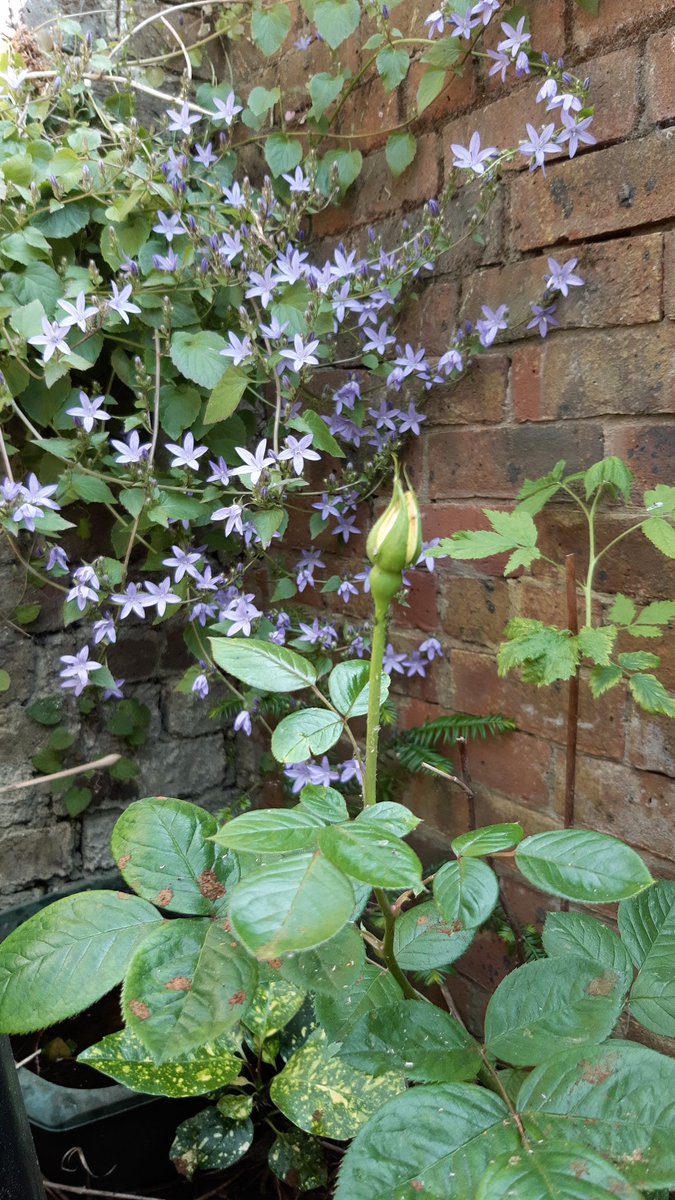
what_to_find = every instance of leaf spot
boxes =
[580,1060,614,1085]
[154,887,174,906]
[198,868,226,900]
[229,990,247,1007]
[166,975,192,991]
[585,970,618,997]
[268,957,283,969]
[411,1182,425,1192]
[117,854,131,869]
[128,999,150,1020]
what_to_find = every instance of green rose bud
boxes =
[366,465,422,574]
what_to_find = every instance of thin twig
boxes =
[0,753,121,794]
[109,0,237,61]
[43,1184,164,1200]
[14,1048,41,1069]
[564,552,580,830]
[421,759,474,799]
[122,332,161,576]
[11,397,40,439]
[159,14,192,81]
[439,979,465,1025]
[0,423,14,481]
[456,736,476,832]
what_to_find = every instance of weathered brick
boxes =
[334,77,400,153]
[428,422,604,499]
[461,234,663,334]
[512,325,674,421]
[646,28,675,123]
[573,0,675,54]
[511,132,675,251]
[395,278,459,355]
[535,506,674,601]
[425,354,508,425]
[451,648,627,760]
[312,134,440,236]
[440,574,510,646]
[467,729,555,809]
[664,232,675,319]
[627,710,675,777]
[604,421,675,488]
[571,757,674,858]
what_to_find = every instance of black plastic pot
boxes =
[1,875,202,1195]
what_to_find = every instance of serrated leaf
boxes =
[438,510,539,575]
[478,1143,641,1200]
[499,619,579,684]
[314,962,401,1044]
[279,924,365,996]
[228,851,354,959]
[123,918,257,1061]
[577,625,616,665]
[393,900,475,970]
[338,998,481,1083]
[543,911,634,985]
[643,516,675,558]
[635,600,675,626]
[318,823,422,889]
[517,461,566,515]
[385,131,416,177]
[629,673,675,717]
[589,663,623,698]
[251,2,292,54]
[204,364,248,423]
[434,859,499,929]
[451,823,524,858]
[170,1107,253,1180]
[78,1026,242,1096]
[270,1027,403,1139]
[111,796,237,915]
[584,456,633,501]
[485,954,627,1067]
[0,891,161,1033]
[170,330,227,389]
[618,881,675,1038]
[516,830,653,903]
[335,1084,514,1199]
[609,593,637,625]
[210,636,316,692]
[212,807,323,853]
[518,1040,675,1190]
[328,659,389,718]
[313,0,360,48]
[619,651,661,671]
[644,484,675,515]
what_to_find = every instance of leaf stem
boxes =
[374,887,422,1001]
[363,596,388,809]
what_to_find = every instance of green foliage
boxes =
[0,891,161,1032]
[170,1106,253,1179]
[78,1026,242,1096]
[515,830,653,903]
[385,132,416,177]
[433,858,499,929]
[209,637,317,692]
[269,1130,327,1192]
[618,881,675,1038]
[434,508,540,574]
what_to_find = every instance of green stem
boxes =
[363,597,388,809]
[375,887,422,1002]
[584,490,600,627]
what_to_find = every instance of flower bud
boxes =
[366,466,422,576]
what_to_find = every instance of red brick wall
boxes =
[301,0,675,968]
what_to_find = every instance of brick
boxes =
[573,0,675,54]
[512,577,600,630]
[456,929,514,992]
[511,132,675,251]
[472,790,559,838]
[395,278,459,355]
[604,422,675,488]
[404,770,468,839]
[451,648,627,760]
[627,710,675,777]
[466,729,555,809]
[512,326,675,421]
[312,134,440,236]
[404,56,476,129]
[572,757,674,859]
[425,354,508,425]
[428,421,604,499]
[334,77,401,153]
[535,505,675,601]
[461,234,663,334]
[665,232,675,318]
[108,628,163,682]
[440,574,510,646]
[647,28,675,125]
